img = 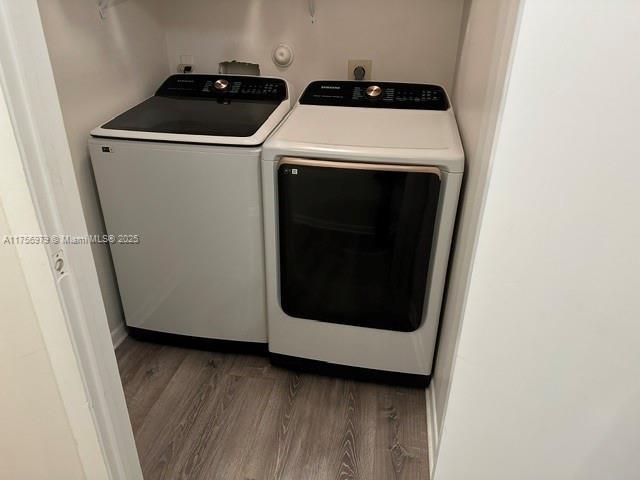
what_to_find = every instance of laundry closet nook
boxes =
[31,0,517,478]
[4,0,632,479]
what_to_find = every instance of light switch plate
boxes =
[348,59,372,80]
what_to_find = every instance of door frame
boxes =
[0,1,142,479]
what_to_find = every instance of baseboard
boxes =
[426,385,439,479]
[110,322,127,349]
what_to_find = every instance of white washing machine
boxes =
[261,80,463,385]
[90,74,290,345]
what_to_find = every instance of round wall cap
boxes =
[272,44,294,68]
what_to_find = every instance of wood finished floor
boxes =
[116,337,429,480]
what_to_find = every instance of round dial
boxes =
[214,79,230,90]
[366,85,382,97]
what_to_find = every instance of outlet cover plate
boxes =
[348,59,372,80]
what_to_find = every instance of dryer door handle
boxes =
[278,157,441,177]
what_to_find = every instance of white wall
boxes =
[434,2,640,479]
[0,75,87,480]
[160,0,465,97]
[38,0,170,336]
[0,205,87,480]
[431,0,520,442]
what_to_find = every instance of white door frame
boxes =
[0,1,141,479]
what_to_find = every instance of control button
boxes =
[366,85,382,97]
[214,79,230,90]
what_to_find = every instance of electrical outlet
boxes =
[348,59,372,80]
[178,55,194,73]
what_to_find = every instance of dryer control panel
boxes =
[299,81,448,110]
[156,74,287,102]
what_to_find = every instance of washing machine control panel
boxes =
[156,75,287,102]
[300,81,448,110]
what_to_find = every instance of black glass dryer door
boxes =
[278,158,441,332]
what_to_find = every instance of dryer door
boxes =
[277,157,441,332]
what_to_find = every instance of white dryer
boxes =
[261,81,463,385]
[90,74,290,345]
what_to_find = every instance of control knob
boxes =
[366,85,382,97]
[214,79,229,90]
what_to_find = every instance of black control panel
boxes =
[156,74,287,102]
[299,81,449,110]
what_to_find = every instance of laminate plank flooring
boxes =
[116,337,429,480]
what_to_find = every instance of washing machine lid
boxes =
[263,81,464,172]
[91,74,290,146]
